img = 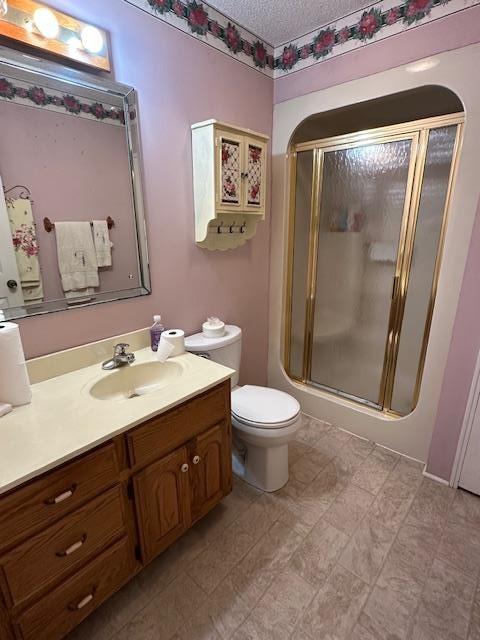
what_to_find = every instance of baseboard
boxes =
[422,466,450,486]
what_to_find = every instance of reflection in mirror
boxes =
[0,49,150,321]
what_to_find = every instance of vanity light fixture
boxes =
[0,0,111,71]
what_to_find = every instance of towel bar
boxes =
[43,216,115,233]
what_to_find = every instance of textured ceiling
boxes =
[205,0,377,46]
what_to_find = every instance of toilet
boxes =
[185,325,301,492]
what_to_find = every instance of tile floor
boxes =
[68,414,480,640]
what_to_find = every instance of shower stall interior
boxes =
[285,112,464,416]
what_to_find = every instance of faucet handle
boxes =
[114,343,130,356]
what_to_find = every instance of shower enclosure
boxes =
[285,113,464,416]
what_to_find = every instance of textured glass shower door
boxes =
[307,136,417,407]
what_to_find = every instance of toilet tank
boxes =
[185,325,241,388]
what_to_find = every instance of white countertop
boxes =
[0,348,234,496]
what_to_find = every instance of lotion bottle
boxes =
[150,315,164,352]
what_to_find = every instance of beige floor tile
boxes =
[332,445,369,480]
[289,440,312,466]
[64,419,480,640]
[416,558,475,639]
[389,456,424,490]
[351,446,399,495]
[377,525,433,594]
[450,489,480,528]
[187,520,256,594]
[369,475,417,532]
[299,564,369,639]
[359,583,419,640]
[232,567,315,640]
[350,623,378,639]
[242,518,304,573]
[469,586,480,640]
[437,519,480,578]
[295,415,331,446]
[394,519,438,571]
[291,519,349,587]
[289,452,325,485]
[407,478,455,533]
[206,566,267,638]
[324,483,375,535]
[343,436,376,459]
[235,492,285,542]
[116,572,206,640]
[137,526,208,599]
[312,427,352,459]
[176,605,221,640]
[339,513,397,584]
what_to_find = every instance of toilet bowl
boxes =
[231,385,301,491]
[185,325,301,492]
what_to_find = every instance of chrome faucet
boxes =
[102,343,135,370]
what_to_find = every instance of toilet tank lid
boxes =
[185,325,241,351]
[232,385,300,425]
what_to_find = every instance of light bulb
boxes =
[67,36,82,50]
[80,25,103,53]
[33,7,59,39]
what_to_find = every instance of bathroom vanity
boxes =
[0,340,233,640]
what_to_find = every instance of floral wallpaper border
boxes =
[274,0,480,76]
[125,0,274,75]
[124,0,480,78]
[0,77,127,125]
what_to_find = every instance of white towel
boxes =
[368,242,397,263]
[92,220,113,267]
[55,221,99,295]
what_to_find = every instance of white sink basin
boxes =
[88,361,183,401]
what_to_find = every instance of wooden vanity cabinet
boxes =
[0,380,231,640]
[133,446,192,563]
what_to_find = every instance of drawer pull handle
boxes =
[181,463,189,473]
[56,534,87,558]
[69,590,95,611]
[192,455,201,465]
[44,483,77,505]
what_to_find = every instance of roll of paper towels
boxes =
[0,322,32,407]
[159,329,185,357]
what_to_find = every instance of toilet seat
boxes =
[231,385,300,430]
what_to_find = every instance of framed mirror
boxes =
[0,46,150,321]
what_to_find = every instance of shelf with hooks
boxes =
[191,119,269,251]
[43,216,115,233]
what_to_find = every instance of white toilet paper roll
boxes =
[159,329,185,357]
[0,322,32,407]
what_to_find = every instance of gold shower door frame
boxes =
[284,113,464,415]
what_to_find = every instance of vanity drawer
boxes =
[127,381,230,468]
[0,444,118,549]
[0,485,126,607]
[14,536,133,640]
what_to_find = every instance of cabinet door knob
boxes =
[181,463,189,473]
[192,455,201,465]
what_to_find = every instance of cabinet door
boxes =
[133,447,191,563]
[215,130,243,212]
[243,137,267,214]
[189,422,230,522]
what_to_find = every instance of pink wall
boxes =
[0,101,138,300]
[273,6,480,480]
[274,6,480,104]
[426,198,480,480]
[16,0,273,387]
